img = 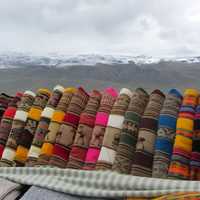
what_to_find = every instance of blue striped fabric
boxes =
[152,89,182,178]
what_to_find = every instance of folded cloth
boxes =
[66,90,101,169]
[14,88,51,166]
[0,92,22,158]
[26,85,65,166]
[83,87,118,170]
[131,90,165,177]
[0,91,36,167]
[112,88,149,174]
[0,93,14,123]
[152,89,182,178]
[96,88,132,170]
[0,177,23,200]
[38,87,89,166]
[2,167,200,199]
[168,89,199,180]
[20,186,119,200]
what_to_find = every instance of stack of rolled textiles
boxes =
[47,87,77,167]
[13,88,51,166]
[168,89,199,179]
[37,87,75,166]
[83,88,118,170]
[38,87,89,166]
[112,88,149,174]
[131,90,165,177]
[0,93,13,122]
[96,88,132,170]
[26,85,65,166]
[0,91,36,166]
[66,90,101,169]
[190,97,200,180]
[152,89,182,178]
[0,92,23,157]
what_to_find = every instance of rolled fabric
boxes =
[44,88,76,167]
[131,89,165,177]
[0,93,13,122]
[13,88,51,166]
[152,89,182,178]
[0,90,36,166]
[37,87,89,166]
[26,85,65,166]
[66,90,101,169]
[0,92,23,157]
[190,98,200,180]
[96,88,132,170]
[82,87,118,170]
[112,88,149,174]
[168,88,199,180]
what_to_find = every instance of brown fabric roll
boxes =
[112,88,149,174]
[131,89,165,177]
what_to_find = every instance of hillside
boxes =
[0,59,199,94]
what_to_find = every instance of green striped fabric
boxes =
[0,167,200,198]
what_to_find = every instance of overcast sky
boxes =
[0,0,200,56]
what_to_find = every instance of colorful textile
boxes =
[96,88,132,170]
[112,88,149,174]
[26,85,65,166]
[0,93,14,123]
[153,192,200,200]
[127,198,150,200]
[190,97,200,180]
[13,88,51,166]
[0,92,22,157]
[38,87,89,166]
[131,90,165,177]
[0,91,36,166]
[152,89,182,178]
[168,89,199,180]
[66,90,101,169]
[44,87,76,167]
[83,88,118,170]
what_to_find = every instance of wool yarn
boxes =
[112,88,149,174]
[0,92,23,157]
[83,87,118,170]
[190,97,200,180]
[14,88,51,166]
[131,89,165,177]
[38,87,89,166]
[168,89,199,179]
[0,90,36,166]
[26,85,65,166]
[43,87,76,167]
[0,93,13,122]
[152,89,182,178]
[96,88,132,170]
[66,90,101,169]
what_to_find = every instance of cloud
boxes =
[0,0,200,56]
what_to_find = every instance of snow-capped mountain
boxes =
[0,52,200,69]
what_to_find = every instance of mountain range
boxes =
[0,52,199,94]
[1,52,200,68]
